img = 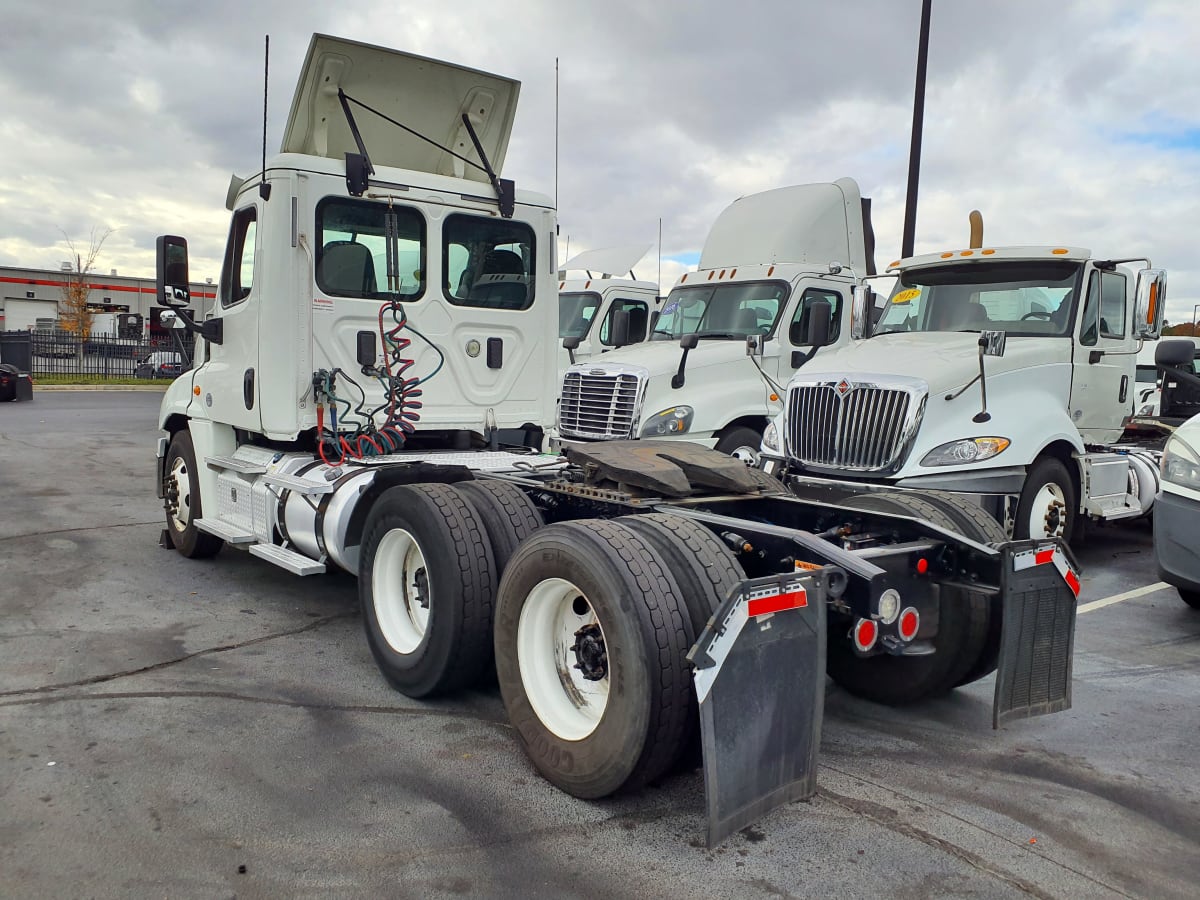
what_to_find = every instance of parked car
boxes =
[1155,411,1200,609]
[135,351,183,379]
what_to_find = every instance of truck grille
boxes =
[559,370,644,439]
[787,382,924,473]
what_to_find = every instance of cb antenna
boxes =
[554,57,560,217]
[260,35,272,201]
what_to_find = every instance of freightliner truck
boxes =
[555,178,880,464]
[153,35,1081,845]
[759,229,1170,543]
[557,244,661,366]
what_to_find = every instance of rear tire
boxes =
[454,479,544,574]
[494,520,692,798]
[1179,589,1200,610]
[359,484,497,698]
[826,492,991,704]
[163,430,223,559]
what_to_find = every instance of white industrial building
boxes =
[0,263,215,336]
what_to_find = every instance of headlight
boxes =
[1137,403,1155,415]
[1161,433,1200,491]
[640,405,694,437]
[762,418,781,453]
[920,436,1010,467]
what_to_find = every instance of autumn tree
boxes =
[57,226,114,340]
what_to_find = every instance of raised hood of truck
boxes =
[797,332,1071,395]
[281,34,519,183]
[699,178,871,274]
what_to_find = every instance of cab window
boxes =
[599,298,650,346]
[220,206,257,307]
[316,198,425,300]
[559,292,601,339]
[1100,270,1127,339]
[443,215,535,310]
[788,288,844,345]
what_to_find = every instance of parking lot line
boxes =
[1078,582,1170,615]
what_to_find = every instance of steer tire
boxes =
[714,426,765,465]
[1015,456,1077,542]
[163,430,224,560]
[826,493,991,704]
[359,483,497,698]
[454,479,544,575]
[494,519,692,799]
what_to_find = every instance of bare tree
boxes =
[57,226,114,341]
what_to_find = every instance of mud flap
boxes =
[993,541,1080,728]
[688,568,834,848]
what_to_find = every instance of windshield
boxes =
[559,291,601,339]
[875,261,1082,337]
[651,281,788,341]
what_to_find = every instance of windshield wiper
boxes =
[695,331,744,340]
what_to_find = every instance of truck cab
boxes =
[157,35,559,472]
[763,245,1168,540]
[554,178,879,463]
[557,244,660,367]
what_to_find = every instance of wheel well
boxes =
[718,416,767,438]
[162,413,188,439]
[1036,441,1081,501]
[342,465,476,560]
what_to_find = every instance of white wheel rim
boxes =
[372,528,431,654]
[168,456,191,531]
[517,577,610,741]
[1027,481,1068,539]
[729,445,760,466]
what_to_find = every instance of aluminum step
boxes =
[249,543,326,576]
[262,472,334,495]
[205,455,268,474]
[194,518,256,544]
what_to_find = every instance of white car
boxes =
[1155,412,1200,609]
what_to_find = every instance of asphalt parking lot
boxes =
[2,392,1198,899]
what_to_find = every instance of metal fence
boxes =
[0,330,196,379]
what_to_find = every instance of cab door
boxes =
[782,282,847,378]
[200,203,262,432]
[1071,267,1132,443]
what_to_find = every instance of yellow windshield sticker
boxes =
[893,288,921,304]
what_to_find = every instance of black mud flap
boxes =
[993,541,1080,728]
[688,568,835,847]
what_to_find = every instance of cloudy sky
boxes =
[2,0,1198,325]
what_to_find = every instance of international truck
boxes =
[758,228,1170,543]
[557,244,661,365]
[152,35,1081,845]
[554,178,880,464]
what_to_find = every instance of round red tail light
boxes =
[898,607,920,641]
[853,618,878,652]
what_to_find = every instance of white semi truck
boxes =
[759,237,1170,542]
[558,244,661,365]
[153,35,1083,845]
[554,178,879,463]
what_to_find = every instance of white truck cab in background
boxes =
[762,243,1169,541]
[557,244,661,366]
[555,178,880,462]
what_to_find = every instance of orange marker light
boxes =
[960,250,974,257]
[981,249,995,255]
[730,268,737,278]
[767,266,775,277]
[1051,248,1070,255]
[769,393,779,402]
[941,252,954,259]
[193,386,201,395]
[681,273,689,282]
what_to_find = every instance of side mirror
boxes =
[609,308,631,347]
[805,298,833,347]
[850,285,873,340]
[1134,267,1167,340]
[156,235,191,308]
[562,335,582,352]
[679,332,700,351]
[980,329,1007,357]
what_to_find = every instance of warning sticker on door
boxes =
[312,296,334,314]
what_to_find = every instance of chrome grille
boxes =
[559,370,644,439]
[788,383,920,472]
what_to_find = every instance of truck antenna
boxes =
[259,35,271,201]
[658,217,662,291]
[555,57,560,214]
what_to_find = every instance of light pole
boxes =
[901,0,933,259]
[1192,303,1199,336]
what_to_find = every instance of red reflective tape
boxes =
[1034,549,1055,566]
[1064,568,1081,597]
[747,588,807,617]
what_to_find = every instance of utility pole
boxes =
[901,0,933,259]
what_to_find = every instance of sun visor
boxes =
[698,178,869,274]
[281,34,520,183]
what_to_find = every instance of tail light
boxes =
[898,607,920,641]
[853,618,878,652]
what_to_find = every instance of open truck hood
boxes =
[282,34,520,183]
[561,244,653,278]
